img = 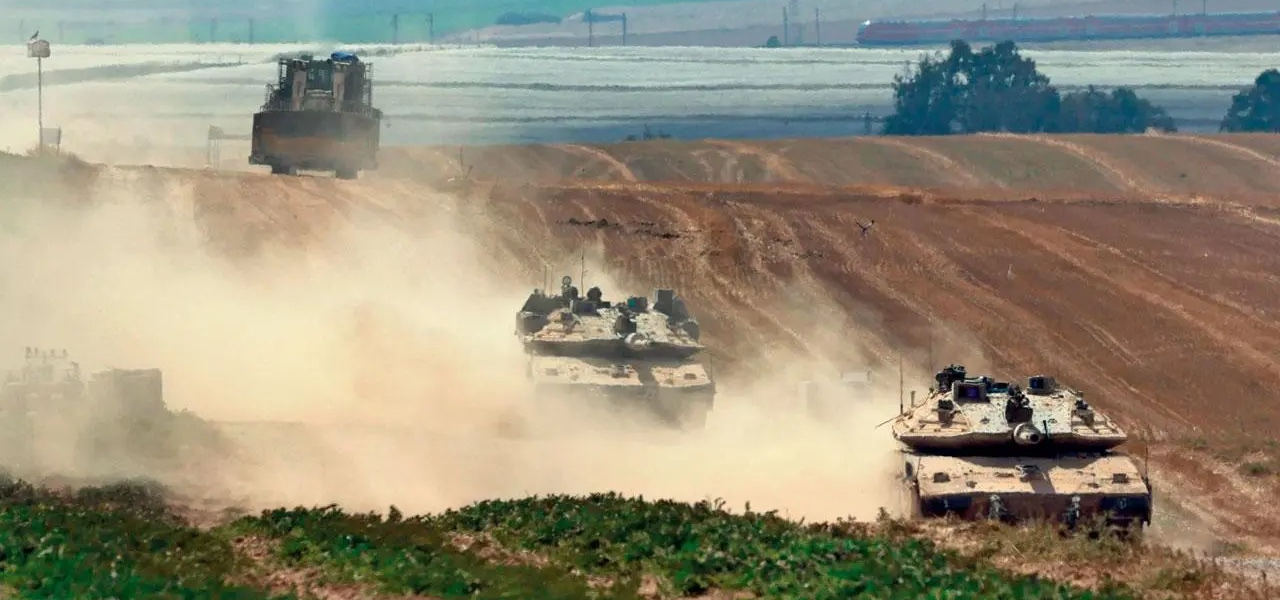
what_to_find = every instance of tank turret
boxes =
[515,276,715,429]
[890,364,1152,529]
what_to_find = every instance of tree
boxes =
[884,40,1057,135]
[883,40,1175,135]
[1058,86,1176,133]
[1220,68,1280,132]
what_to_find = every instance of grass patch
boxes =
[1178,434,1280,478]
[1240,461,1275,477]
[232,505,612,600]
[0,478,1269,600]
[236,493,1142,600]
[0,476,290,600]
[916,516,1275,600]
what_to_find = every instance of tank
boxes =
[890,364,1152,529]
[1,347,173,474]
[514,275,715,429]
[249,51,382,180]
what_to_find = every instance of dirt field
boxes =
[8,133,1280,564]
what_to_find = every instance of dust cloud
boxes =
[0,166,905,524]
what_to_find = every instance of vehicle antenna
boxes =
[580,249,586,291]
[898,354,904,415]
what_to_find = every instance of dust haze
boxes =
[0,166,909,524]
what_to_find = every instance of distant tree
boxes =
[883,40,1174,135]
[1058,85,1177,133]
[764,35,782,48]
[956,41,1060,133]
[884,40,1057,135]
[1219,68,1280,132]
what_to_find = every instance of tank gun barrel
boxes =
[623,332,653,351]
[1012,422,1044,446]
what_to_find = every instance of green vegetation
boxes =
[1220,68,1280,132]
[0,476,289,600]
[884,40,1176,135]
[236,493,1136,600]
[1180,434,1279,478]
[2,476,1270,600]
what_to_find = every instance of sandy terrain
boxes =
[6,132,1280,563]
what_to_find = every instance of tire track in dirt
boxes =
[727,200,879,361]
[860,137,989,189]
[1175,134,1280,171]
[552,144,638,182]
[966,210,1280,428]
[623,190,801,358]
[1014,207,1280,346]
[804,209,1122,395]
[704,140,809,183]
[1016,135,1150,195]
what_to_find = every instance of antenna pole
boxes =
[580,250,586,290]
[927,323,934,372]
[898,355,904,414]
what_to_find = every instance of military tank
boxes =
[0,347,177,475]
[890,364,1152,529]
[515,275,715,429]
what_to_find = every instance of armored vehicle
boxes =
[890,364,1152,529]
[1,347,172,474]
[250,51,382,179]
[515,276,715,429]
[799,368,874,421]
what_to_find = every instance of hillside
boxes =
[4,133,1280,592]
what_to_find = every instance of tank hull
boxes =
[893,429,1127,453]
[528,355,715,429]
[903,453,1152,528]
[249,109,380,177]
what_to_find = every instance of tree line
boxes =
[885,40,1280,135]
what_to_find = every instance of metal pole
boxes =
[392,13,399,44]
[587,10,594,47]
[622,13,627,46]
[783,7,789,45]
[814,8,820,45]
[249,18,255,44]
[37,57,43,155]
[427,13,434,44]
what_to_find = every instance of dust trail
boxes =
[0,166,904,524]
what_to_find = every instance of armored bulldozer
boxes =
[250,51,382,180]
[890,364,1152,529]
[799,368,874,422]
[1,347,174,474]
[515,275,715,429]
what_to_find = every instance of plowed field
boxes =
[7,133,1280,558]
